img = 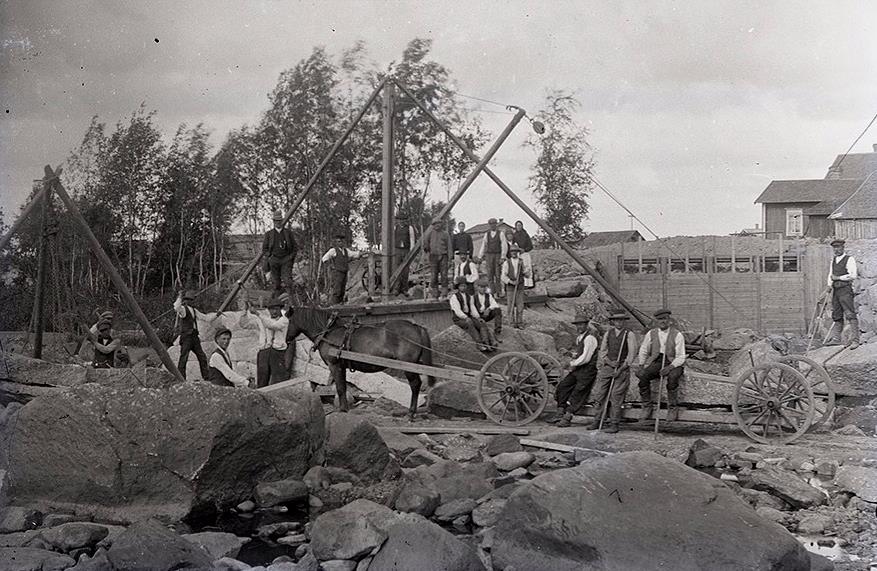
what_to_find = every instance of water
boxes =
[797,536,860,563]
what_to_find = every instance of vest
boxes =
[505,258,524,284]
[460,260,474,277]
[605,329,629,362]
[207,348,235,387]
[472,293,493,314]
[644,327,680,366]
[395,226,411,250]
[573,333,599,374]
[331,247,349,273]
[453,292,470,317]
[832,255,851,288]
[266,228,295,260]
[179,306,198,337]
[92,334,115,367]
[485,231,502,254]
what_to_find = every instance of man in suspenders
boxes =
[636,308,686,422]
[173,290,210,380]
[501,244,529,328]
[588,309,638,433]
[826,239,860,349]
[207,326,250,388]
[477,218,508,298]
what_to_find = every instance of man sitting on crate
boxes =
[635,308,686,422]
[826,239,860,350]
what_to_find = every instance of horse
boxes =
[286,306,436,420]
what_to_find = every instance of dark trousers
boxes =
[591,366,631,422]
[392,249,410,295]
[506,280,525,326]
[429,254,449,295]
[479,307,502,334]
[555,366,597,413]
[178,334,209,380]
[257,347,290,388]
[453,315,487,346]
[484,252,502,296]
[329,269,347,305]
[636,356,684,395]
[831,283,859,342]
[267,257,294,296]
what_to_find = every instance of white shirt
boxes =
[321,247,362,263]
[472,292,499,314]
[455,259,479,283]
[500,257,530,285]
[173,298,212,332]
[637,328,686,369]
[477,230,508,259]
[209,347,249,388]
[827,254,857,286]
[251,311,289,350]
[570,333,599,368]
[449,292,477,319]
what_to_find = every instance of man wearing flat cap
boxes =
[173,290,210,380]
[826,239,860,349]
[262,209,297,300]
[636,308,686,422]
[477,218,508,297]
[589,309,639,433]
[208,326,250,388]
[423,218,453,299]
[86,317,121,369]
[321,233,365,305]
[552,314,601,427]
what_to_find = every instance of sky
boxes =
[1,0,876,239]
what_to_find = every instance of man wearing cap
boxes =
[174,290,210,380]
[452,221,474,276]
[588,310,639,433]
[512,221,535,288]
[477,218,508,297]
[321,233,364,305]
[249,297,291,387]
[86,318,120,369]
[472,278,502,339]
[636,308,686,422]
[262,210,297,299]
[454,251,479,294]
[424,218,453,299]
[449,276,493,352]
[501,244,530,329]
[826,239,860,349]
[208,326,250,388]
[392,213,416,296]
[553,315,601,427]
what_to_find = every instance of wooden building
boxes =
[829,173,877,239]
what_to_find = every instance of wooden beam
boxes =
[0,179,51,253]
[32,179,53,359]
[520,438,612,455]
[382,426,530,435]
[381,81,395,300]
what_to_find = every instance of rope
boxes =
[833,111,877,171]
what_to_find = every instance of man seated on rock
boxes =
[636,308,686,422]
[454,251,479,294]
[588,309,638,433]
[86,317,120,369]
[449,276,494,353]
[472,278,502,340]
[208,326,250,388]
[247,297,291,388]
[551,315,601,427]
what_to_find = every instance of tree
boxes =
[524,90,595,243]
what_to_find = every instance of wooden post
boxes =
[708,236,715,329]
[367,252,376,300]
[32,179,52,359]
[44,165,186,383]
[778,234,784,273]
[381,81,395,300]
[730,233,736,273]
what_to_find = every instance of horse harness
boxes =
[311,312,363,370]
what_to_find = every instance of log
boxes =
[379,426,530,436]
[520,438,613,455]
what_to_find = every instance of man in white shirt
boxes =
[552,314,601,427]
[173,290,210,380]
[249,297,291,387]
[501,244,530,329]
[636,308,686,422]
[321,233,364,305]
[455,252,479,294]
[207,326,250,388]
[472,278,502,339]
[449,276,493,353]
[826,239,859,349]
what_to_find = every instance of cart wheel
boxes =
[477,352,549,426]
[525,351,565,387]
[732,362,815,445]
[776,355,836,429]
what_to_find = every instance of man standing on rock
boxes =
[552,315,601,427]
[588,310,638,433]
[208,326,250,388]
[636,308,686,422]
[173,290,210,380]
[826,239,860,349]
[424,218,453,299]
[449,276,493,352]
[477,218,508,297]
[501,244,530,329]
[472,278,502,340]
[452,220,474,276]
[249,298,291,387]
[262,209,297,299]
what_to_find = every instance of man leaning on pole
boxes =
[588,309,638,433]
[635,308,686,422]
[825,238,860,349]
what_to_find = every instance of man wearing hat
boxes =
[449,276,494,352]
[472,277,502,339]
[391,213,416,296]
[826,239,860,349]
[552,314,601,427]
[321,233,364,305]
[477,218,508,297]
[423,218,453,299]
[208,326,250,388]
[454,251,479,294]
[452,221,474,276]
[174,290,210,380]
[86,317,121,369]
[248,297,291,387]
[262,209,297,299]
[636,308,686,422]
[588,309,639,433]
[501,244,530,329]
[512,221,535,288]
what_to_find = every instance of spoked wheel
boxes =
[525,351,565,387]
[477,352,549,426]
[732,362,815,444]
[776,355,836,429]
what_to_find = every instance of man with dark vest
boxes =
[636,308,686,422]
[173,290,210,380]
[501,244,530,329]
[208,326,250,388]
[477,218,508,297]
[454,251,479,294]
[512,221,535,287]
[449,276,493,352]
[588,309,639,433]
[87,318,120,369]
[321,233,363,305]
[826,239,860,349]
[452,221,474,276]
[554,315,601,427]
[392,213,416,296]
[424,218,453,299]
[472,277,503,339]
[262,209,297,299]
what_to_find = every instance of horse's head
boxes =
[284,306,326,341]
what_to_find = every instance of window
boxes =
[669,258,686,273]
[786,209,803,237]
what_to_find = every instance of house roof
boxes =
[574,230,644,249]
[804,199,846,216]
[753,179,863,204]
[826,152,877,180]
[829,174,877,220]
[466,221,515,234]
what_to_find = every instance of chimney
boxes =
[826,164,842,179]
[873,143,877,152]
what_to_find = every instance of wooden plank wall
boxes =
[835,219,877,240]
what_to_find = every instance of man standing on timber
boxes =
[452,221,474,276]
[501,244,530,329]
[478,218,507,297]
[208,326,250,388]
[391,213,416,296]
[174,290,210,380]
[636,308,686,422]
[424,218,453,299]
[588,309,638,433]
[455,251,479,294]
[472,278,502,339]
[449,276,493,352]
[553,315,601,427]
[262,209,297,299]
[249,298,290,387]
[826,239,860,349]
[321,233,363,305]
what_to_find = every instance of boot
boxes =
[546,407,566,423]
[556,411,573,428]
[848,318,860,349]
[826,321,843,346]
[603,400,623,433]
[666,389,680,422]
[638,388,654,421]
[601,422,619,434]
[485,328,498,351]
[586,417,602,430]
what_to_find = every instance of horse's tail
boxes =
[419,327,436,389]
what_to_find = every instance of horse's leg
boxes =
[336,366,349,412]
[405,371,422,422]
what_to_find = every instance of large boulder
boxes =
[369,514,485,571]
[807,344,877,396]
[310,499,398,562]
[324,413,393,481]
[105,519,212,570]
[0,547,75,570]
[432,325,557,369]
[544,278,588,298]
[834,465,877,502]
[428,380,483,419]
[743,467,827,509]
[2,382,324,523]
[729,339,781,380]
[400,460,499,505]
[492,451,810,571]
[712,328,760,351]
